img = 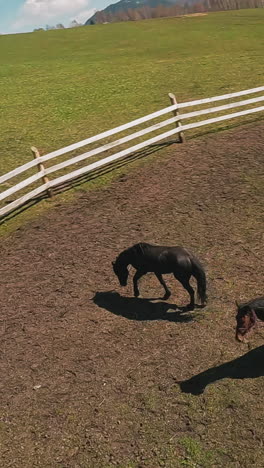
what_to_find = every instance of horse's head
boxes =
[112,260,129,287]
[235,301,257,342]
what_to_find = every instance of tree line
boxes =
[92,0,264,23]
[33,20,82,32]
[33,0,264,31]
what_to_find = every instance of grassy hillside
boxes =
[0,9,263,176]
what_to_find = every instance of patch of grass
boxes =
[179,436,216,467]
[0,11,263,164]
[0,9,264,235]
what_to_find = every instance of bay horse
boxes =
[235,297,264,342]
[112,242,207,309]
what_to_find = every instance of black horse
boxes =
[112,242,207,309]
[235,296,264,342]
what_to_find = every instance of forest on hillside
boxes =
[89,0,264,24]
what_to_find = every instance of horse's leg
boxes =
[133,269,146,297]
[155,273,171,300]
[174,273,195,310]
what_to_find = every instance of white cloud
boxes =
[13,0,94,28]
[73,8,96,24]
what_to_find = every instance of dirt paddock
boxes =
[1,123,264,467]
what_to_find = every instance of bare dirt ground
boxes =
[1,123,264,468]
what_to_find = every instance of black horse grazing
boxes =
[112,242,207,309]
[236,297,264,342]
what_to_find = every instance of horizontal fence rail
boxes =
[1,85,264,218]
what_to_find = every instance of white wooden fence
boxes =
[1,85,264,218]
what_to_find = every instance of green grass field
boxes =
[1,9,263,175]
[0,9,263,236]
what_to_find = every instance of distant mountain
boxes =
[86,0,264,25]
[85,0,184,25]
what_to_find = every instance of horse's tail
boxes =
[190,255,207,305]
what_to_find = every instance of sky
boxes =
[0,0,112,34]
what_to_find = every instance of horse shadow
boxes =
[179,345,264,395]
[93,291,196,322]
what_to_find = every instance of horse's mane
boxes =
[116,243,148,264]
[132,242,148,256]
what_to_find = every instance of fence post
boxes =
[31,146,52,198]
[168,93,185,143]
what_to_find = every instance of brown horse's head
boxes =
[235,302,257,342]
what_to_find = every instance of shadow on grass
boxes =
[0,141,174,226]
[0,197,48,227]
[189,115,264,141]
[52,140,174,196]
[179,345,264,395]
[93,291,195,322]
